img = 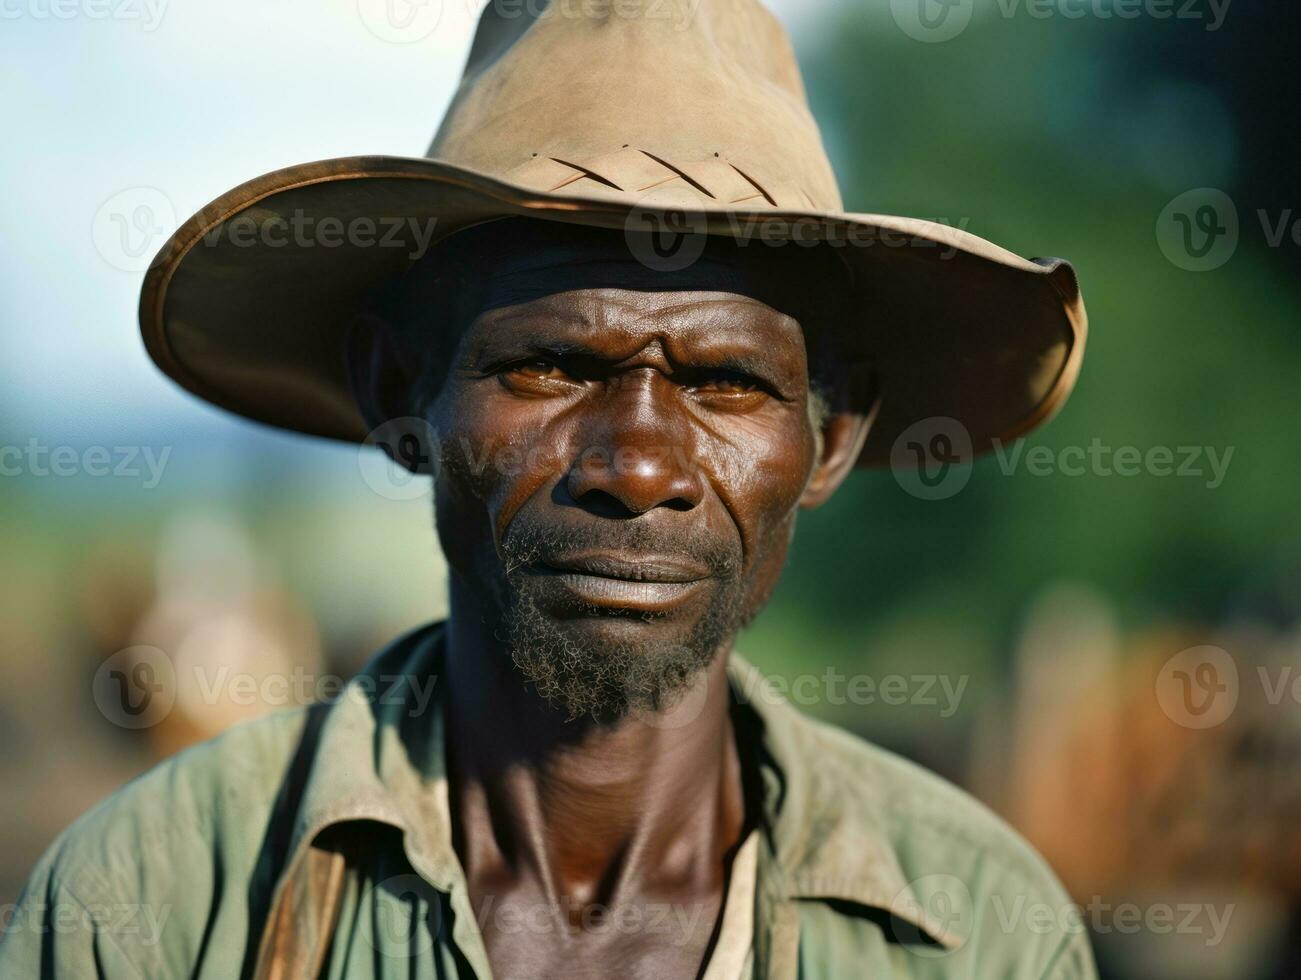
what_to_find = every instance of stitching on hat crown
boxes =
[506,146,803,210]
[545,157,623,191]
[635,150,717,200]
[724,163,777,207]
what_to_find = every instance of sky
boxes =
[1,0,823,447]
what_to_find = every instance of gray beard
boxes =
[496,520,750,724]
[503,585,745,724]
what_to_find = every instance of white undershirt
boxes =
[701,829,760,980]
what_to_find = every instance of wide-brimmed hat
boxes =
[140,0,1086,467]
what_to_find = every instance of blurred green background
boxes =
[2,2,1298,977]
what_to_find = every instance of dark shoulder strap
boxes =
[241,700,339,980]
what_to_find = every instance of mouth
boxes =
[541,553,709,583]
[529,552,711,613]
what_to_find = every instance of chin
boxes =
[553,609,706,655]
[501,583,735,722]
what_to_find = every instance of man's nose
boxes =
[565,379,705,516]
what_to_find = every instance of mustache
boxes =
[499,516,741,580]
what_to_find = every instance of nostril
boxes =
[575,488,638,519]
[565,444,704,515]
[572,487,696,517]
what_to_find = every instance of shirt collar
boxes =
[291,621,960,950]
[726,655,963,949]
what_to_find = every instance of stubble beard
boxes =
[496,520,756,725]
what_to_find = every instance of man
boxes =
[1,1,1093,977]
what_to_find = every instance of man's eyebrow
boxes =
[681,350,783,378]
[466,330,599,364]
[468,303,800,377]
[469,304,600,340]
[473,333,785,376]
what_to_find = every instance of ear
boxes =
[800,364,878,509]
[345,315,425,472]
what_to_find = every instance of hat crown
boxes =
[141,0,1083,468]
[427,0,843,211]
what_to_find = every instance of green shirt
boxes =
[0,623,1096,979]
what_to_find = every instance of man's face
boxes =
[424,287,828,720]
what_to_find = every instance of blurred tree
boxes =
[746,2,1301,684]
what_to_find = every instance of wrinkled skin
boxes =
[354,287,870,978]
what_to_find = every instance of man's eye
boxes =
[698,372,761,394]
[497,357,576,393]
[506,359,564,379]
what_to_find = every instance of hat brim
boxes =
[140,155,1086,467]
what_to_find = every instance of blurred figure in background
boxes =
[988,586,1301,980]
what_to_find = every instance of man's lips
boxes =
[526,552,712,613]
[538,552,710,584]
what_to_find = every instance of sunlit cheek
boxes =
[431,391,569,535]
[708,418,814,567]
[721,420,813,511]
[427,422,491,581]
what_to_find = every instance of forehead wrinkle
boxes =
[654,293,801,333]
[468,288,806,372]
[656,306,807,385]
[558,294,807,383]
[657,294,803,347]
[464,294,623,362]
[474,290,650,338]
[527,287,800,339]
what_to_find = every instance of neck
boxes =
[442,583,746,910]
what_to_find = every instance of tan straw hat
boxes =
[139,0,1086,466]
